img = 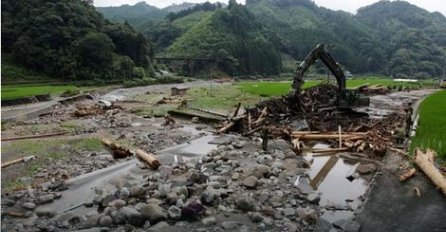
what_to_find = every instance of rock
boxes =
[221,221,239,230]
[102,193,118,207]
[182,201,206,219]
[99,215,113,227]
[35,207,57,218]
[139,204,167,223]
[248,212,264,223]
[207,181,221,189]
[192,117,200,123]
[283,208,296,218]
[315,218,331,232]
[131,185,146,197]
[187,171,202,183]
[253,164,271,178]
[168,206,182,219]
[84,200,94,208]
[235,196,255,211]
[2,198,16,206]
[201,190,219,205]
[148,221,170,232]
[202,216,217,226]
[109,199,127,208]
[176,198,185,208]
[174,186,189,198]
[233,141,246,149]
[38,194,54,204]
[118,188,131,199]
[333,219,360,232]
[81,213,101,229]
[121,206,145,226]
[23,202,36,210]
[269,196,283,207]
[55,212,80,227]
[242,176,258,189]
[296,207,317,223]
[166,192,178,205]
[231,172,240,180]
[284,222,299,232]
[357,164,377,175]
[307,193,321,204]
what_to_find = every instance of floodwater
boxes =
[298,145,369,223]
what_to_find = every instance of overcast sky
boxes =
[93,0,446,16]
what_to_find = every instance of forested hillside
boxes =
[165,0,282,75]
[356,1,446,77]
[1,0,155,81]
[96,2,168,26]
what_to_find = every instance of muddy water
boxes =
[300,150,368,223]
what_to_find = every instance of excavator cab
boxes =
[338,89,370,109]
[293,44,370,110]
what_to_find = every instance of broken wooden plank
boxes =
[310,156,339,190]
[218,122,235,134]
[292,134,366,140]
[135,149,161,170]
[1,132,68,141]
[232,102,242,118]
[101,138,133,159]
[312,147,349,154]
[1,155,37,168]
[414,149,446,196]
[400,168,416,182]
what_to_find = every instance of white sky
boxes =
[93,0,446,16]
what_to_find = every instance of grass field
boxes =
[238,78,436,97]
[410,90,446,160]
[1,84,79,100]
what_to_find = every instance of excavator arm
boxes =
[292,44,369,109]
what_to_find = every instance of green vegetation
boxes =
[410,90,446,160]
[237,78,435,97]
[2,0,154,81]
[2,138,103,191]
[1,84,78,100]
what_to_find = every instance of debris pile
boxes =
[218,84,411,157]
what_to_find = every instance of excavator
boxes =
[291,44,370,110]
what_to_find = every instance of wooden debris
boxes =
[1,132,68,141]
[1,155,37,168]
[400,168,416,182]
[162,114,176,126]
[218,122,235,134]
[312,147,349,154]
[413,187,421,197]
[101,138,133,159]
[135,149,161,170]
[414,149,446,196]
[232,102,242,117]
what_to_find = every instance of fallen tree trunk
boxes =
[1,132,68,141]
[400,168,416,182]
[312,147,349,154]
[135,149,161,170]
[218,122,235,134]
[101,138,133,159]
[292,134,366,140]
[1,155,37,168]
[414,149,446,196]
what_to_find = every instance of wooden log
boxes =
[232,102,242,117]
[414,149,446,196]
[2,132,68,141]
[292,134,366,140]
[218,122,235,134]
[1,155,37,168]
[135,149,161,170]
[312,147,349,154]
[101,138,133,159]
[253,107,268,124]
[400,168,416,182]
[244,126,262,136]
[247,112,252,131]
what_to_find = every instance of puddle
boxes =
[298,146,368,223]
[158,135,218,163]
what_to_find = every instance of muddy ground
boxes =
[1,83,444,232]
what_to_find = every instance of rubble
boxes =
[217,84,412,159]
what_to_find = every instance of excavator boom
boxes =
[292,44,369,109]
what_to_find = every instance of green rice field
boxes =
[1,84,78,100]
